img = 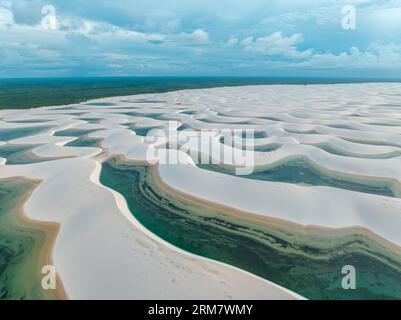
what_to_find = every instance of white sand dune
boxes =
[0,158,300,299]
[158,159,401,246]
[1,83,401,299]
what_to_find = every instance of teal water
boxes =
[180,111,197,115]
[254,143,282,152]
[367,122,401,127]
[99,158,401,300]
[121,112,166,121]
[342,137,401,148]
[241,131,268,139]
[6,120,51,124]
[284,128,320,135]
[53,129,101,137]
[65,136,100,148]
[0,126,52,142]
[0,145,46,165]
[259,116,282,122]
[128,126,162,137]
[84,102,117,107]
[177,125,191,131]
[0,144,65,164]
[312,143,400,159]
[198,157,397,198]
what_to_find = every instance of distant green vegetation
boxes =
[0,77,389,110]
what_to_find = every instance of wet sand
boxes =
[0,178,66,300]
[102,156,401,299]
[2,83,401,299]
[153,163,401,257]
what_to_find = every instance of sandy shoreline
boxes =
[207,154,401,197]
[1,177,67,300]
[97,155,304,299]
[105,155,401,299]
[151,163,401,257]
[1,83,401,299]
[0,157,302,299]
[13,179,67,300]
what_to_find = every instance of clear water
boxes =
[65,136,100,148]
[254,143,282,152]
[100,158,401,300]
[53,129,101,137]
[313,143,400,159]
[0,126,52,142]
[198,157,397,198]
[0,180,54,299]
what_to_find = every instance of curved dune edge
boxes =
[97,159,305,300]
[151,163,401,257]
[16,183,68,300]
[106,156,401,299]
[156,158,401,248]
[1,177,67,300]
[1,83,401,299]
[0,159,303,300]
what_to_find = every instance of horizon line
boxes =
[1,75,401,81]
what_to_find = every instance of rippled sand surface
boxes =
[1,83,401,299]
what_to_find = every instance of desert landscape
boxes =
[1,83,401,299]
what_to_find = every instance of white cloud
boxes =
[226,36,239,46]
[291,43,401,70]
[301,47,378,68]
[1,0,401,76]
[241,31,312,59]
[177,28,209,44]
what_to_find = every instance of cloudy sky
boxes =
[1,0,401,78]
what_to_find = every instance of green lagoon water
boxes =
[342,137,401,148]
[6,120,51,124]
[126,124,163,137]
[100,158,401,300]
[3,76,401,300]
[311,143,400,159]
[65,136,100,148]
[121,112,167,121]
[254,143,282,152]
[0,179,50,299]
[0,126,52,142]
[53,129,101,137]
[198,157,398,198]
[0,145,50,165]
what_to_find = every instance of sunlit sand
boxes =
[1,83,401,299]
